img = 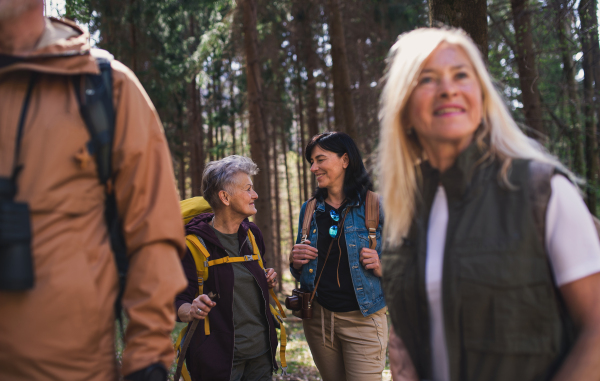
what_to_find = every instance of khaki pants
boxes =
[303,300,388,381]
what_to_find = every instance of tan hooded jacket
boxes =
[0,18,187,380]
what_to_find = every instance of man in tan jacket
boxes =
[0,1,187,380]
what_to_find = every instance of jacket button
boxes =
[309,269,313,273]
[313,229,316,233]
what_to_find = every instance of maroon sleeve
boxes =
[174,249,198,322]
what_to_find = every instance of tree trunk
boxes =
[429,0,488,57]
[296,0,319,140]
[588,1,600,152]
[510,0,545,138]
[207,85,214,162]
[281,126,296,247]
[296,123,304,206]
[230,62,237,156]
[128,0,138,73]
[188,15,204,196]
[242,0,274,262]
[554,0,584,176]
[295,65,309,201]
[179,153,186,200]
[324,75,332,131]
[188,77,204,196]
[326,0,357,140]
[271,119,283,292]
[579,0,599,213]
[297,0,319,192]
[213,74,222,159]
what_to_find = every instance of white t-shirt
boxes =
[426,175,600,381]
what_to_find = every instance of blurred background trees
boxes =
[61,0,600,286]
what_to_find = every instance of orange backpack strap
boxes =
[301,198,317,242]
[365,191,380,250]
[290,198,317,266]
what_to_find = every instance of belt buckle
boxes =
[244,255,253,261]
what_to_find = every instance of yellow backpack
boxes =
[175,197,288,380]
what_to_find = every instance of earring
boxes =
[406,127,415,135]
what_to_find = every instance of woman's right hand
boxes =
[290,240,318,270]
[189,294,216,321]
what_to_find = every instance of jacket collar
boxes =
[314,192,361,213]
[185,213,252,253]
[420,141,491,200]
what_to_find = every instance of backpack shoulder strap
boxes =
[247,228,288,370]
[185,234,212,336]
[186,234,210,295]
[72,51,115,185]
[301,198,317,242]
[528,161,557,247]
[365,190,380,250]
[73,53,129,330]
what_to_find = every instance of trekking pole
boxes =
[174,292,218,381]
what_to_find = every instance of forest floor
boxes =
[117,270,392,380]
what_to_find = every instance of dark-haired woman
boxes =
[289,132,387,381]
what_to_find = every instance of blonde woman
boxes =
[378,28,600,381]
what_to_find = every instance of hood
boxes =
[185,213,254,250]
[0,17,99,76]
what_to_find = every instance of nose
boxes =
[438,76,458,99]
[310,161,318,173]
[251,189,258,200]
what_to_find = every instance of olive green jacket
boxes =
[382,144,574,381]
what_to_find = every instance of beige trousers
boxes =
[302,300,388,381]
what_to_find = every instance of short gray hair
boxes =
[202,155,259,208]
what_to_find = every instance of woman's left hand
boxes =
[360,248,382,277]
[265,268,278,288]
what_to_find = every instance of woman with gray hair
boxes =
[175,155,279,381]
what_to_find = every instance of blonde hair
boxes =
[378,28,571,246]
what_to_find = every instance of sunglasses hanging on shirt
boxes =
[329,209,340,238]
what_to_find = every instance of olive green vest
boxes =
[382,144,574,381]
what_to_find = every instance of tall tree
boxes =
[553,0,584,176]
[188,77,204,196]
[429,0,488,57]
[295,0,319,191]
[294,59,310,201]
[510,0,545,138]
[229,62,237,155]
[188,14,204,196]
[326,0,358,140]
[241,0,274,261]
[579,0,599,212]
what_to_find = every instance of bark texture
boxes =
[429,0,488,57]
[510,0,545,138]
[296,0,319,192]
[579,0,599,213]
[242,0,274,261]
[188,77,204,196]
[327,0,357,140]
[554,0,584,176]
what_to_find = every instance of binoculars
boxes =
[0,178,34,291]
[284,288,313,319]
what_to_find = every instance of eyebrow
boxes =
[312,154,326,160]
[420,64,469,74]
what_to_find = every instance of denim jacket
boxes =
[289,194,386,316]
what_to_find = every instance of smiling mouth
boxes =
[315,174,325,179]
[434,107,465,115]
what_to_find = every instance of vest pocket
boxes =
[458,252,560,355]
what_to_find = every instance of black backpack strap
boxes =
[72,51,128,330]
